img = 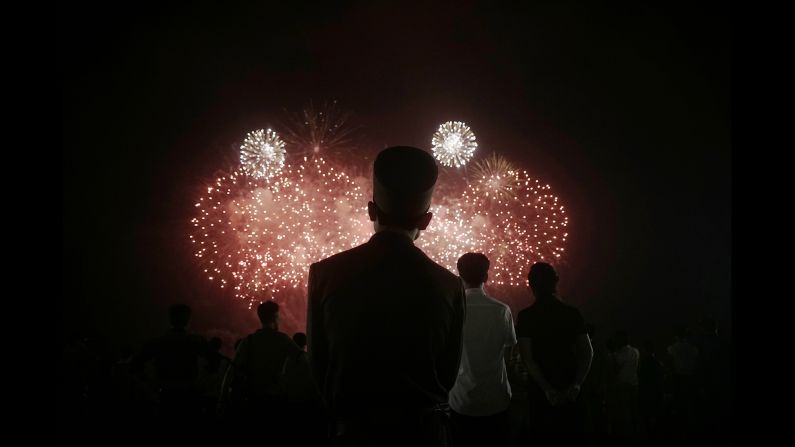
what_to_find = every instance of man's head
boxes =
[368,146,438,239]
[257,300,280,328]
[457,252,490,288]
[169,304,192,329]
[527,262,559,298]
[293,332,307,350]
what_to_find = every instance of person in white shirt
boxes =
[613,332,640,387]
[610,330,640,441]
[449,253,517,447]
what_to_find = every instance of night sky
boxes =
[61,0,731,348]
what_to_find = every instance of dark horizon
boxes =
[61,0,731,349]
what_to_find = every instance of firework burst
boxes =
[239,129,286,179]
[431,121,478,168]
[281,101,357,160]
[470,153,524,202]
[190,156,371,329]
[457,169,569,287]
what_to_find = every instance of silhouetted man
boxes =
[293,332,308,351]
[307,146,466,447]
[611,330,640,441]
[449,253,516,447]
[197,336,232,417]
[638,340,664,440]
[285,331,325,445]
[516,263,593,446]
[132,304,210,421]
[222,301,302,426]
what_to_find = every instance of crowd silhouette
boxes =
[59,147,730,445]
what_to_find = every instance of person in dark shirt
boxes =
[132,304,210,420]
[285,332,326,445]
[516,262,593,446]
[307,146,466,447]
[222,301,302,426]
[638,340,664,440]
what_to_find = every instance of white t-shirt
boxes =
[449,288,517,416]
[614,345,640,386]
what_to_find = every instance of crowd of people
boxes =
[59,147,730,445]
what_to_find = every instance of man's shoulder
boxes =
[310,242,370,275]
[481,292,511,310]
[423,256,462,290]
[516,305,533,320]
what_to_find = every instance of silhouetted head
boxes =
[257,301,280,328]
[293,332,307,350]
[614,330,629,347]
[368,146,438,239]
[527,262,559,299]
[209,336,222,352]
[642,340,655,354]
[169,304,192,329]
[457,252,490,288]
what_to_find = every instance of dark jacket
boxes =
[307,231,466,418]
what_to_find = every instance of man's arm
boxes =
[504,308,517,367]
[437,281,466,392]
[565,333,594,401]
[517,337,556,396]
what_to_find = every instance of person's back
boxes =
[608,331,641,440]
[448,253,516,447]
[310,231,462,414]
[145,329,207,388]
[308,146,465,446]
[518,298,585,390]
[227,301,302,404]
[132,304,209,422]
[516,263,593,446]
[614,341,640,386]
[133,305,208,389]
[236,328,299,396]
[450,291,515,413]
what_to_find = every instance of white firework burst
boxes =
[431,121,478,168]
[239,129,286,179]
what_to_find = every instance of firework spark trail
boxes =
[281,101,358,161]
